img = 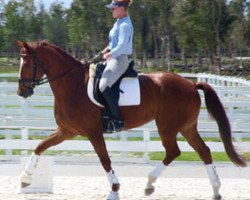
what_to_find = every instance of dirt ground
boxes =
[0,162,249,200]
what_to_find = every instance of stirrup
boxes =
[113,119,124,132]
[105,119,124,133]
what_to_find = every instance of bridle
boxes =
[18,50,86,89]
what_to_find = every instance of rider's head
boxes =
[106,0,133,19]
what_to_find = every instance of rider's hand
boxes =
[103,52,112,60]
[101,48,110,54]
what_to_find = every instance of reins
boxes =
[19,51,103,88]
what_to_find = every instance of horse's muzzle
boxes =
[17,86,34,98]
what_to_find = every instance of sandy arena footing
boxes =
[0,162,249,200]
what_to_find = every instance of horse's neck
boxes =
[42,48,87,102]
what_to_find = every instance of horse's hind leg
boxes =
[181,125,222,200]
[20,127,74,187]
[145,130,180,195]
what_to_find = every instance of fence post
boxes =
[232,120,242,142]
[21,127,29,155]
[120,131,128,159]
[143,129,150,162]
[197,74,202,82]
[21,99,29,119]
[4,130,12,156]
[3,116,13,155]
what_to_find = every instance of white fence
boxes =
[197,73,250,87]
[0,73,250,162]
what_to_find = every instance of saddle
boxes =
[90,60,138,132]
[93,60,137,106]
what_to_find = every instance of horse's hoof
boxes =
[145,187,155,196]
[213,194,222,200]
[20,171,32,188]
[112,183,120,192]
[21,182,31,188]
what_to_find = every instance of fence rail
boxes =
[0,73,250,162]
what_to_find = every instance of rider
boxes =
[100,0,134,132]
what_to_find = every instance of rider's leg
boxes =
[99,55,129,93]
[99,55,129,132]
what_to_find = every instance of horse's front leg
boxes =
[89,135,120,200]
[21,128,74,187]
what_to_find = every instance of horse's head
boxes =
[16,41,45,98]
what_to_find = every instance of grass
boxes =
[4,105,20,108]
[149,152,231,162]
[0,63,19,74]
[127,137,223,142]
[1,149,249,162]
[0,57,19,81]
[242,152,250,160]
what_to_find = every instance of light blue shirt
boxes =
[108,16,134,58]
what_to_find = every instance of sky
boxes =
[3,0,73,10]
[36,0,72,9]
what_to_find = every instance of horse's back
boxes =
[140,71,199,98]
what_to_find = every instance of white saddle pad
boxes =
[87,77,141,107]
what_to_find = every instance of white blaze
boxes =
[19,57,24,79]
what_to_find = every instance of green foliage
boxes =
[43,3,68,48]
[0,0,249,74]
[67,0,111,57]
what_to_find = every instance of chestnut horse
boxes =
[17,41,246,200]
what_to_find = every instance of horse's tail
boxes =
[196,82,246,167]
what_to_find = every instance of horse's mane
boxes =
[33,41,84,67]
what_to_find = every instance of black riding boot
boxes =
[102,87,124,132]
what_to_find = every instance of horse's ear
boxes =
[16,41,31,53]
[16,41,24,48]
[41,39,49,44]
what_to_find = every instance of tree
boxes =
[187,0,230,74]
[173,0,231,73]
[208,0,231,74]
[0,0,5,52]
[130,0,149,67]
[43,3,68,48]
[2,0,26,54]
[158,0,175,70]
[173,0,197,72]
[67,0,85,58]
[246,1,250,48]
[67,0,112,59]
[228,0,247,64]
[31,1,48,40]
[0,0,249,72]
[130,0,175,69]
